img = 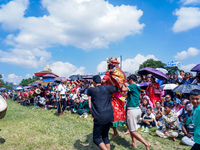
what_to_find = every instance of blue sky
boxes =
[0,0,200,84]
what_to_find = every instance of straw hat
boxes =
[82,95,89,100]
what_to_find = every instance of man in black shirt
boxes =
[87,75,118,150]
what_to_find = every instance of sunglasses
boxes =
[165,97,170,98]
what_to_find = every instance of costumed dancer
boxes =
[102,56,126,139]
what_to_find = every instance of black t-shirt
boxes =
[87,85,118,125]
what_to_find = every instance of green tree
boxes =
[19,76,39,86]
[0,74,13,89]
[139,59,166,70]
[138,59,176,74]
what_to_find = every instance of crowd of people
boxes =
[1,62,200,150]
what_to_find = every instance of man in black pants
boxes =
[87,75,118,150]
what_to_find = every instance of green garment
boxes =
[126,84,141,107]
[71,101,90,115]
[193,104,200,144]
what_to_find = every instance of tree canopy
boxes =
[138,59,176,74]
[0,74,13,89]
[19,76,40,86]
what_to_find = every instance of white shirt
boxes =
[144,113,156,121]
[71,93,78,100]
[57,84,66,95]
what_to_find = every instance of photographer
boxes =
[153,101,164,129]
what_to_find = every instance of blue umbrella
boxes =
[165,61,183,67]
[0,87,6,90]
[42,78,55,82]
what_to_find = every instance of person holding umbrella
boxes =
[146,76,161,107]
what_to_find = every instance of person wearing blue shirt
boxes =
[190,89,200,150]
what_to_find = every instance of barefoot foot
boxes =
[124,131,130,135]
[145,143,151,150]
[129,143,137,149]
[111,133,119,140]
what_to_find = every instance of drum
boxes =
[0,95,7,119]
[33,88,41,97]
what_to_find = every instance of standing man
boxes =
[122,74,151,150]
[87,75,118,150]
[57,78,67,116]
[190,89,200,150]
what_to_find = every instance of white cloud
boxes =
[96,54,157,73]
[174,47,200,60]
[0,0,28,30]
[180,0,200,5]
[180,63,196,72]
[50,61,85,78]
[0,0,145,68]
[0,0,144,50]
[0,48,51,68]
[96,61,108,73]
[4,73,31,85]
[172,7,200,32]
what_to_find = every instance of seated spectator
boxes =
[156,102,179,141]
[143,95,153,108]
[66,95,75,111]
[181,104,194,146]
[163,94,174,106]
[49,98,58,109]
[141,107,156,132]
[71,90,78,100]
[140,97,150,117]
[182,72,193,84]
[172,98,183,114]
[71,95,90,115]
[153,101,164,129]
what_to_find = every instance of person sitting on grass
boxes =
[156,102,179,141]
[153,101,164,129]
[141,107,156,132]
[181,103,194,146]
[71,96,90,115]
[66,94,75,111]
[178,101,191,135]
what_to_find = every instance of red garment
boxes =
[104,69,126,122]
[111,98,126,122]
[146,82,161,107]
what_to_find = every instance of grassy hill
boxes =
[0,99,191,150]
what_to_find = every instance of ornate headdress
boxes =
[107,56,120,64]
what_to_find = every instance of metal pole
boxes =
[120,55,122,69]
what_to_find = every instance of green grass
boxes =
[0,99,191,150]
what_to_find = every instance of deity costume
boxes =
[103,56,126,127]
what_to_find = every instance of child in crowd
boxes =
[156,102,179,141]
[141,107,156,132]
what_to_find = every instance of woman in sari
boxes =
[146,76,161,107]
[102,56,126,139]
